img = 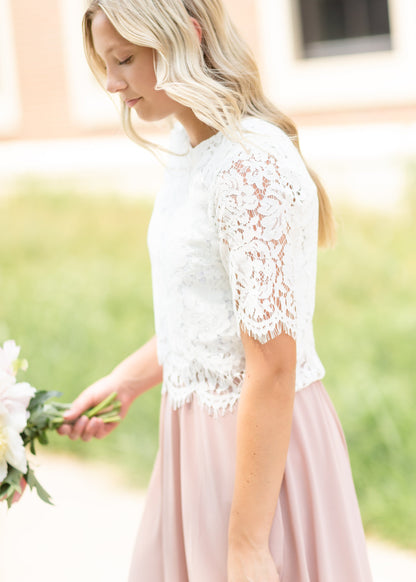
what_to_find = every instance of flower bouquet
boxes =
[0,340,121,508]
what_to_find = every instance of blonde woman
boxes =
[58,1,373,581]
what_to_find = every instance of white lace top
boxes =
[147,116,325,415]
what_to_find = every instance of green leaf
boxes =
[28,409,49,426]
[28,390,63,411]
[3,465,22,486]
[26,465,54,505]
[38,431,49,445]
[0,465,25,509]
[51,402,71,411]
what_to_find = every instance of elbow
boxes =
[247,366,296,400]
[242,330,297,398]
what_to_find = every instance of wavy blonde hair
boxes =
[83,0,336,246]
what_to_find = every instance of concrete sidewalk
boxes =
[0,453,415,582]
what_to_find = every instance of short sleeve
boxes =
[214,146,298,344]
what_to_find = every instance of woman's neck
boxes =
[174,108,217,148]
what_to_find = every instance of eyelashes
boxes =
[99,55,133,73]
[118,56,133,66]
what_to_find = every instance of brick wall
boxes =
[9,0,75,139]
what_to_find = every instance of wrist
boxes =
[228,526,270,553]
[108,369,143,402]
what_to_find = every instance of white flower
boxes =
[0,368,36,481]
[0,340,21,376]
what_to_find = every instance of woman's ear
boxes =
[190,17,202,43]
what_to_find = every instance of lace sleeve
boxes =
[214,147,298,344]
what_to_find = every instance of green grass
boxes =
[315,203,416,548]
[1,184,415,548]
[0,186,159,486]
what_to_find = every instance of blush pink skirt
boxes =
[128,380,373,581]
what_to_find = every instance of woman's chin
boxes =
[130,105,172,124]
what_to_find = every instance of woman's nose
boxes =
[106,72,127,93]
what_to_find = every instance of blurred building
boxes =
[1,0,415,205]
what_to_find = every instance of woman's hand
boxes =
[0,476,27,506]
[57,337,162,441]
[57,372,137,442]
[227,544,280,582]
[11,476,27,504]
[227,330,294,582]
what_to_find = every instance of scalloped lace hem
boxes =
[160,361,325,415]
[161,368,245,417]
[162,386,241,417]
[239,319,297,345]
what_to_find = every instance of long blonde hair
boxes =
[83,0,336,246]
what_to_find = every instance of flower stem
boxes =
[84,392,118,419]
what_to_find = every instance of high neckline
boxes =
[185,127,223,156]
[172,116,261,159]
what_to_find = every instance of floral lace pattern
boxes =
[215,150,298,343]
[147,117,325,415]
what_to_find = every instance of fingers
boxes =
[56,377,121,441]
[57,415,117,441]
[81,417,105,442]
[11,477,27,505]
[62,392,97,423]
[58,415,89,439]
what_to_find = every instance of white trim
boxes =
[0,0,21,135]
[59,0,119,129]
[257,0,416,113]
[302,34,392,59]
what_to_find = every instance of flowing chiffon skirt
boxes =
[128,380,373,581]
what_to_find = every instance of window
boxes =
[257,0,415,116]
[298,0,392,58]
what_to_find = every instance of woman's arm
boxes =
[110,335,163,396]
[227,329,296,582]
[57,335,163,441]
